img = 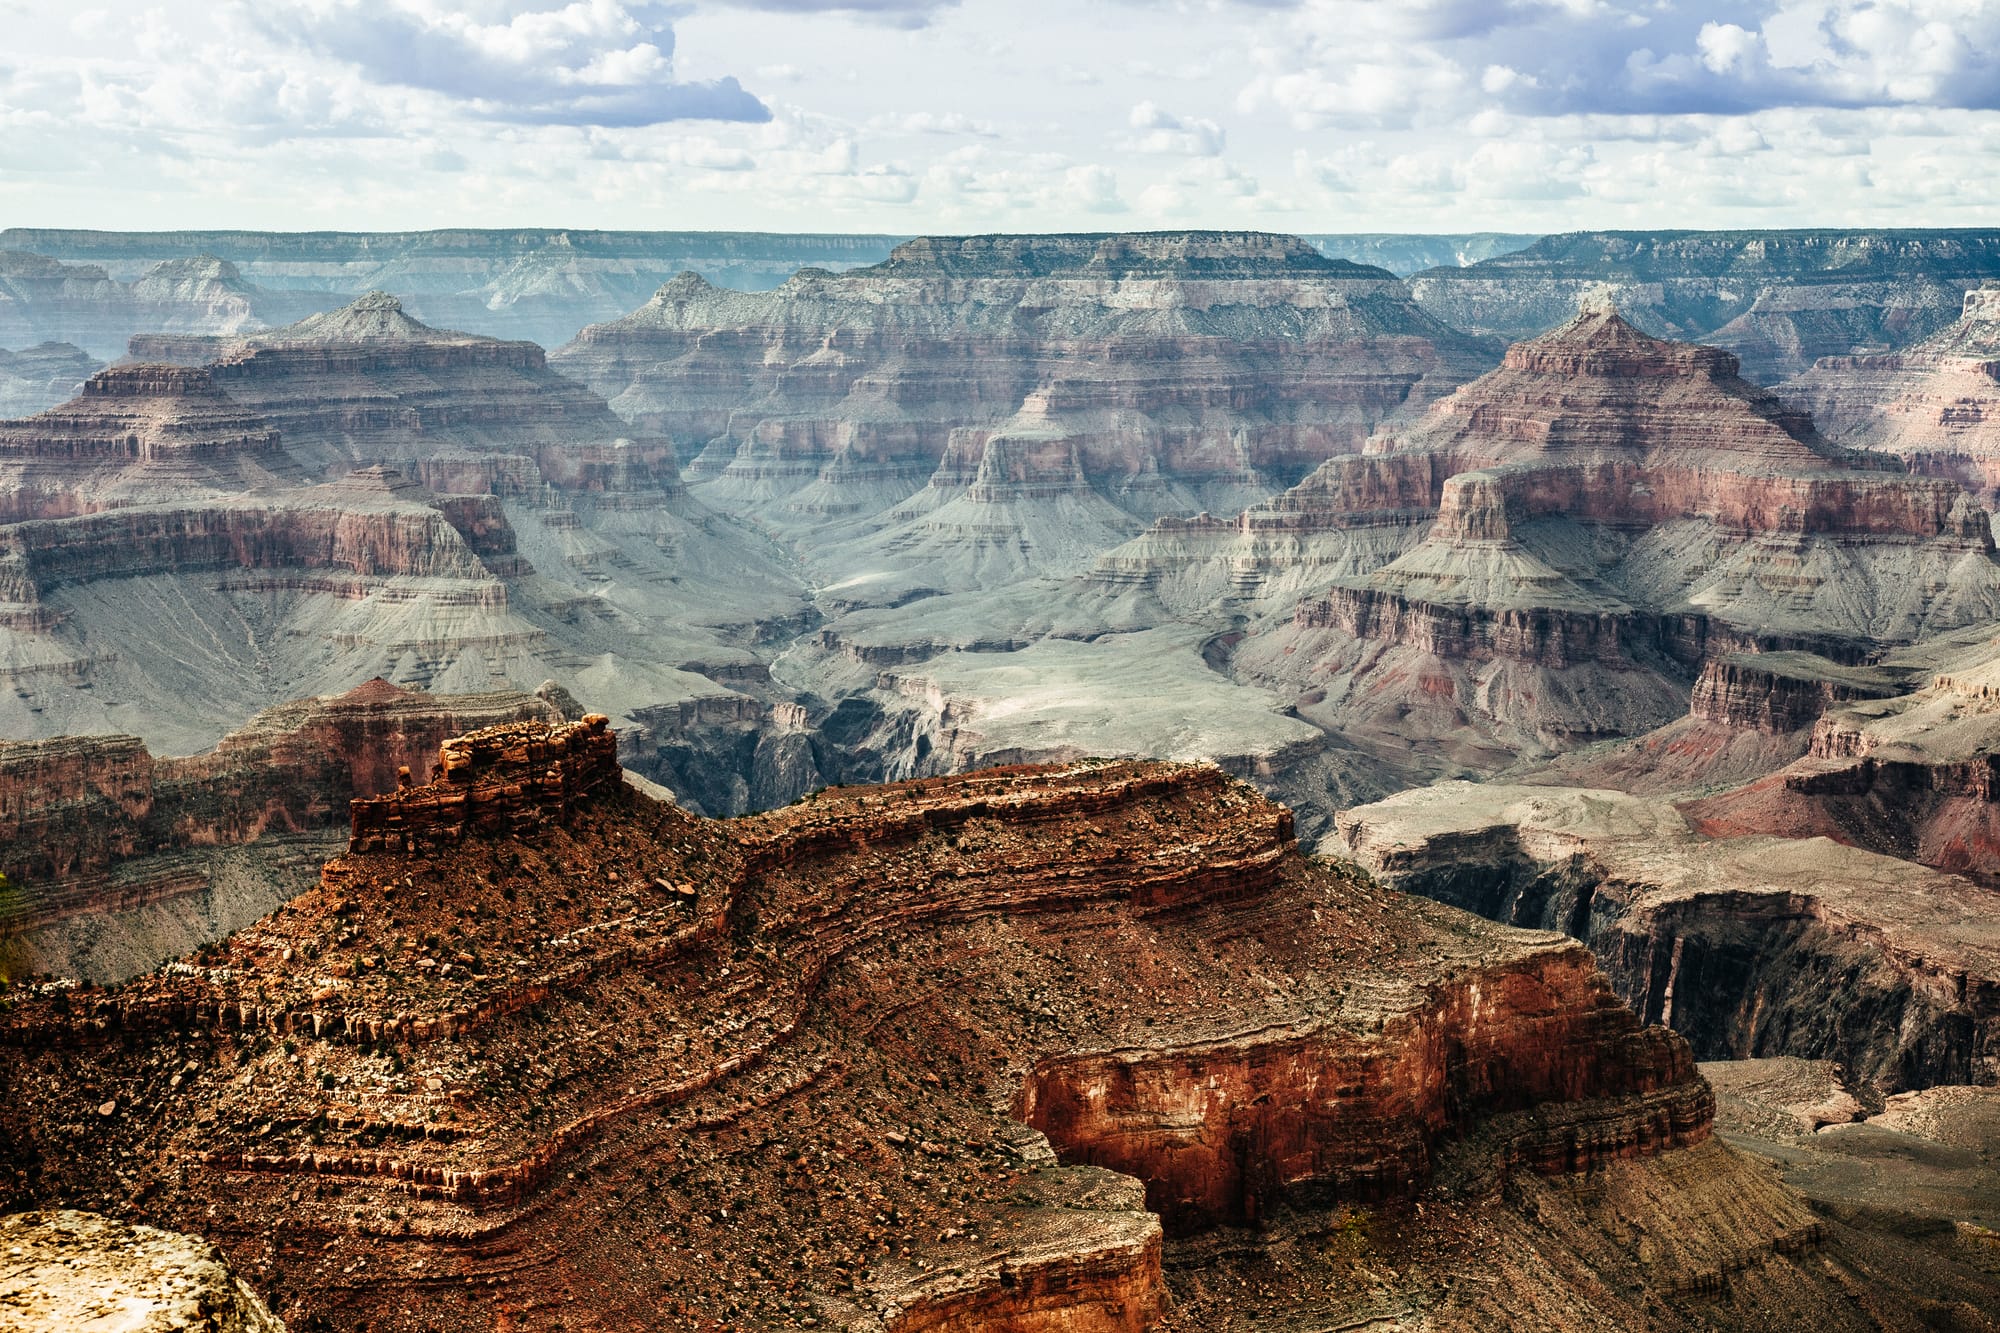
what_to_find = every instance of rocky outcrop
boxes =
[552,231,1495,532]
[0,364,297,521]
[0,679,573,980]
[1409,229,2000,382]
[0,724,1752,1331]
[1332,783,2000,1092]
[0,1209,285,1333]
[1688,653,1904,733]
[1679,635,2000,885]
[1781,281,2000,505]
[0,342,98,419]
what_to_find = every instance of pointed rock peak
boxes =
[652,271,717,302]
[251,291,484,347]
[1506,300,1738,379]
[334,676,414,706]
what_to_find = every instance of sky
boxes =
[3,0,2000,233]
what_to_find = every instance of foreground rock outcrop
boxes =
[0,716,1855,1331]
[0,678,576,983]
[0,1209,285,1333]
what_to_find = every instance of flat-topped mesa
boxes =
[865,229,1382,279]
[346,714,618,852]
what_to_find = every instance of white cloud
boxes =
[1121,101,1225,155]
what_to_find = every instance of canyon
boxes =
[4,225,2000,1329]
[4,717,1994,1330]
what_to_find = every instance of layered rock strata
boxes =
[0,251,337,360]
[1782,281,2000,505]
[1151,305,2000,780]
[552,231,1494,541]
[0,342,98,419]
[130,292,685,498]
[0,720,1750,1331]
[1332,783,2000,1092]
[1680,633,2000,885]
[1408,229,2000,381]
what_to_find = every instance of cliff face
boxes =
[1332,782,2000,1095]
[551,231,1496,536]
[128,292,686,499]
[1679,634,2000,886]
[0,721,1765,1331]
[0,364,299,521]
[1408,229,2000,382]
[1781,282,2000,505]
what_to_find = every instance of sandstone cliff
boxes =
[0,251,337,360]
[0,678,573,982]
[551,230,1495,542]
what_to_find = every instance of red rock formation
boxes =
[1165,305,2000,783]
[0,726,1726,1331]
[0,364,297,522]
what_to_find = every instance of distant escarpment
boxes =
[1133,304,2000,782]
[20,716,1879,1331]
[1408,228,2000,382]
[0,342,99,418]
[0,678,573,982]
[552,231,1496,540]
[0,250,341,360]
[1,227,909,348]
